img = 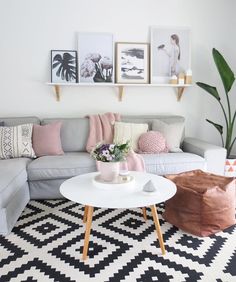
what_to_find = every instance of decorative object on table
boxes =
[196,48,236,176]
[143,180,157,193]
[51,50,77,83]
[91,141,130,182]
[150,26,191,84]
[93,173,134,187]
[119,170,131,182]
[115,42,149,84]
[78,32,114,83]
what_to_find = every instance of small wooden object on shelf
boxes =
[178,73,185,85]
[170,75,178,85]
[185,69,192,84]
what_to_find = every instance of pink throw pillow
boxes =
[32,122,64,157]
[138,131,168,153]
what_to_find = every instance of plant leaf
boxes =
[196,82,220,101]
[212,48,235,93]
[206,119,223,135]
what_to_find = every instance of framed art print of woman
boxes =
[150,27,191,84]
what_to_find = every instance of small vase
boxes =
[224,157,236,177]
[98,161,120,182]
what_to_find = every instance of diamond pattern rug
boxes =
[0,200,235,282]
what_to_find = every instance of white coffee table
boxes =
[60,171,176,260]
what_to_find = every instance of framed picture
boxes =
[78,32,114,83]
[115,42,149,84]
[51,50,78,83]
[150,27,191,83]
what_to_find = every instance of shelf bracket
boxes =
[177,87,185,101]
[118,86,124,101]
[54,85,61,101]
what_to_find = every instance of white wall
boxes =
[0,0,235,154]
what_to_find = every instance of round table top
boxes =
[60,171,176,209]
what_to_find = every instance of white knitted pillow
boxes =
[114,122,148,152]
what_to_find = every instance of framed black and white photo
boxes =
[51,50,78,83]
[78,32,114,83]
[150,27,191,83]
[116,42,149,84]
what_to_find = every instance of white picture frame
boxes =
[78,32,114,83]
[150,26,191,84]
[115,42,149,84]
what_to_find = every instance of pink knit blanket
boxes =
[86,113,145,172]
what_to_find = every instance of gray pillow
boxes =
[152,119,185,152]
[0,121,4,126]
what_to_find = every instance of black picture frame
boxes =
[51,50,78,83]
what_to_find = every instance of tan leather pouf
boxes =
[163,170,236,236]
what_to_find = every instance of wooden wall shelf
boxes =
[46,83,192,102]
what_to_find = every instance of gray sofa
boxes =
[0,115,227,235]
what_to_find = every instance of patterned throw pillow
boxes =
[0,124,35,159]
[138,131,169,153]
[113,122,148,152]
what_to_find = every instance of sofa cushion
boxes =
[141,152,206,175]
[152,119,185,152]
[41,118,89,152]
[114,121,148,152]
[0,121,4,126]
[0,124,35,159]
[138,131,168,153]
[0,158,31,208]
[27,152,96,181]
[33,122,64,157]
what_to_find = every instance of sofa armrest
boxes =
[182,137,227,175]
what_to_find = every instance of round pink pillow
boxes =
[138,131,168,153]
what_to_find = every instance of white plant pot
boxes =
[224,158,236,177]
[224,158,236,207]
[98,161,120,182]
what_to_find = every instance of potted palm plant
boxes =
[196,48,236,176]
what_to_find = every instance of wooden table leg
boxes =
[150,205,166,255]
[83,205,88,223]
[142,207,147,221]
[82,206,94,260]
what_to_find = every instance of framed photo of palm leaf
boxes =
[51,50,78,83]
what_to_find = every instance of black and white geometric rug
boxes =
[0,200,235,282]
